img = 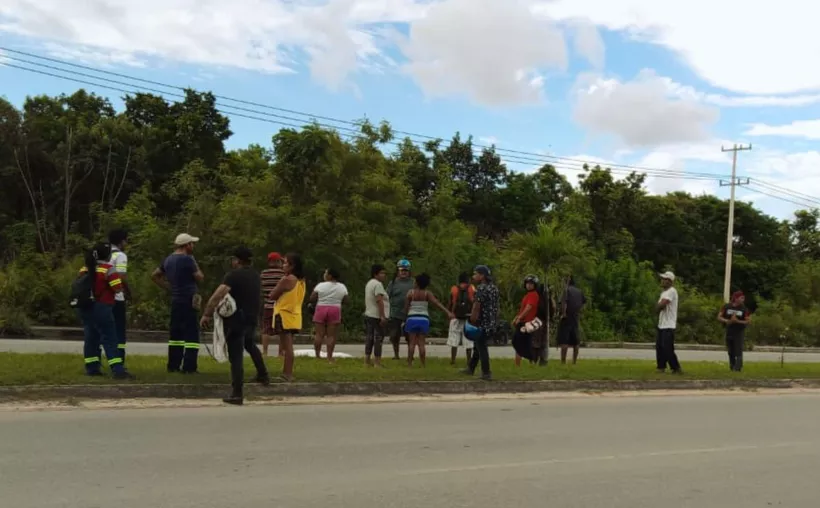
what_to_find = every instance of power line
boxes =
[0,47,735,181]
[745,183,820,210]
[2,58,732,185]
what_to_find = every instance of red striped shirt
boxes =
[261,268,284,309]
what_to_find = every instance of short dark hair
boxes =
[233,246,252,264]
[371,264,385,277]
[458,272,470,284]
[108,229,128,246]
[286,253,304,279]
[326,268,341,280]
[415,273,431,289]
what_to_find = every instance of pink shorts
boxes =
[313,305,342,325]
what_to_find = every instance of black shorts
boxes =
[273,315,300,336]
[557,318,580,346]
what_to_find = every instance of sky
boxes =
[1,0,819,220]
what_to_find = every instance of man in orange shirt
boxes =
[446,272,476,365]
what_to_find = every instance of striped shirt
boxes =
[79,263,122,305]
[261,268,285,309]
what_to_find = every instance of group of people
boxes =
[71,232,753,405]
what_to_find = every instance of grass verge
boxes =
[1,352,820,386]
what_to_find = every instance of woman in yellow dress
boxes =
[268,253,306,382]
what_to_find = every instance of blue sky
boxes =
[2,0,819,219]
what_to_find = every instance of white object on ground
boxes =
[293,349,353,359]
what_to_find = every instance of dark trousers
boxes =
[467,330,491,376]
[113,301,127,362]
[168,302,200,373]
[727,335,744,371]
[79,303,125,375]
[227,322,268,397]
[656,328,681,372]
[365,317,385,357]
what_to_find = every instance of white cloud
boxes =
[742,150,820,214]
[573,70,719,147]
[569,20,605,69]
[541,0,820,95]
[0,0,425,88]
[745,120,820,140]
[660,77,820,108]
[399,0,568,106]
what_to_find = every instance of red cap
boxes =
[267,252,282,262]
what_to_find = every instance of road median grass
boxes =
[2,352,820,386]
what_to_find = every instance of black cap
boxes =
[232,246,252,263]
[474,265,491,277]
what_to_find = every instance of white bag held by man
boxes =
[208,293,236,363]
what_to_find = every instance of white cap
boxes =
[174,233,200,246]
[659,271,675,281]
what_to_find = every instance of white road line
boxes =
[406,441,816,475]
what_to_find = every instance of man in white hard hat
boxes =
[656,271,683,374]
[152,233,205,373]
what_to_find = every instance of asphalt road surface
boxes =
[2,392,820,507]
[3,337,820,363]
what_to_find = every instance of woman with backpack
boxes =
[446,272,476,365]
[403,273,454,367]
[72,242,134,379]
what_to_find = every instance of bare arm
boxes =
[717,308,730,324]
[470,300,481,325]
[342,294,350,305]
[404,290,412,317]
[269,275,296,302]
[514,304,533,325]
[428,292,453,318]
[656,299,670,312]
[202,284,231,318]
[377,294,387,321]
[151,267,170,291]
[310,291,319,303]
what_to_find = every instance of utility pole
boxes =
[720,144,752,302]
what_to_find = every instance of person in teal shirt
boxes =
[386,259,415,360]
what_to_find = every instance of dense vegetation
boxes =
[2,89,819,345]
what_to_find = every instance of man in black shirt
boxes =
[718,290,752,372]
[558,276,586,364]
[201,246,269,405]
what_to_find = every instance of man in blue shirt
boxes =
[152,233,204,373]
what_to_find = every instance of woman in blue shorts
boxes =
[403,273,453,367]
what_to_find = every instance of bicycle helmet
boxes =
[396,259,411,269]
[463,321,482,341]
[523,274,540,286]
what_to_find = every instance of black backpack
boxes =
[454,286,472,319]
[69,272,95,310]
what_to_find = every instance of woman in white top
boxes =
[310,268,349,363]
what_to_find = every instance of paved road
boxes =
[3,338,820,363]
[2,393,820,507]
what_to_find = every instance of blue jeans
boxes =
[79,303,125,375]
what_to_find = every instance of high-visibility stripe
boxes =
[184,343,200,349]
[84,356,100,364]
[169,340,185,347]
[115,264,127,270]
[109,279,122,287]
[108,357,123,366]
[118,344,126,349]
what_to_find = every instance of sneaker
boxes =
[671,369,684,375]
[460,369,474,376]
[253,375,271,386]
[223,396,243,406]
[112,371,136,380]
[480,374,492,381]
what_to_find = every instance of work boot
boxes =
[223,395,243,406]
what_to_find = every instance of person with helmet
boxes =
[386,259,414,360]
[512,275,541,366]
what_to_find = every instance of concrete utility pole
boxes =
[720,144,752,302]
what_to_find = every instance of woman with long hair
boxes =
[269,253,306,381]
[403,273,454,367]
[76,242,134,379]
[310,268,349,363]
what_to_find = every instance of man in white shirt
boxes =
[109,229,130,362]
[364,264,389,367]
[656,271,682,374]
